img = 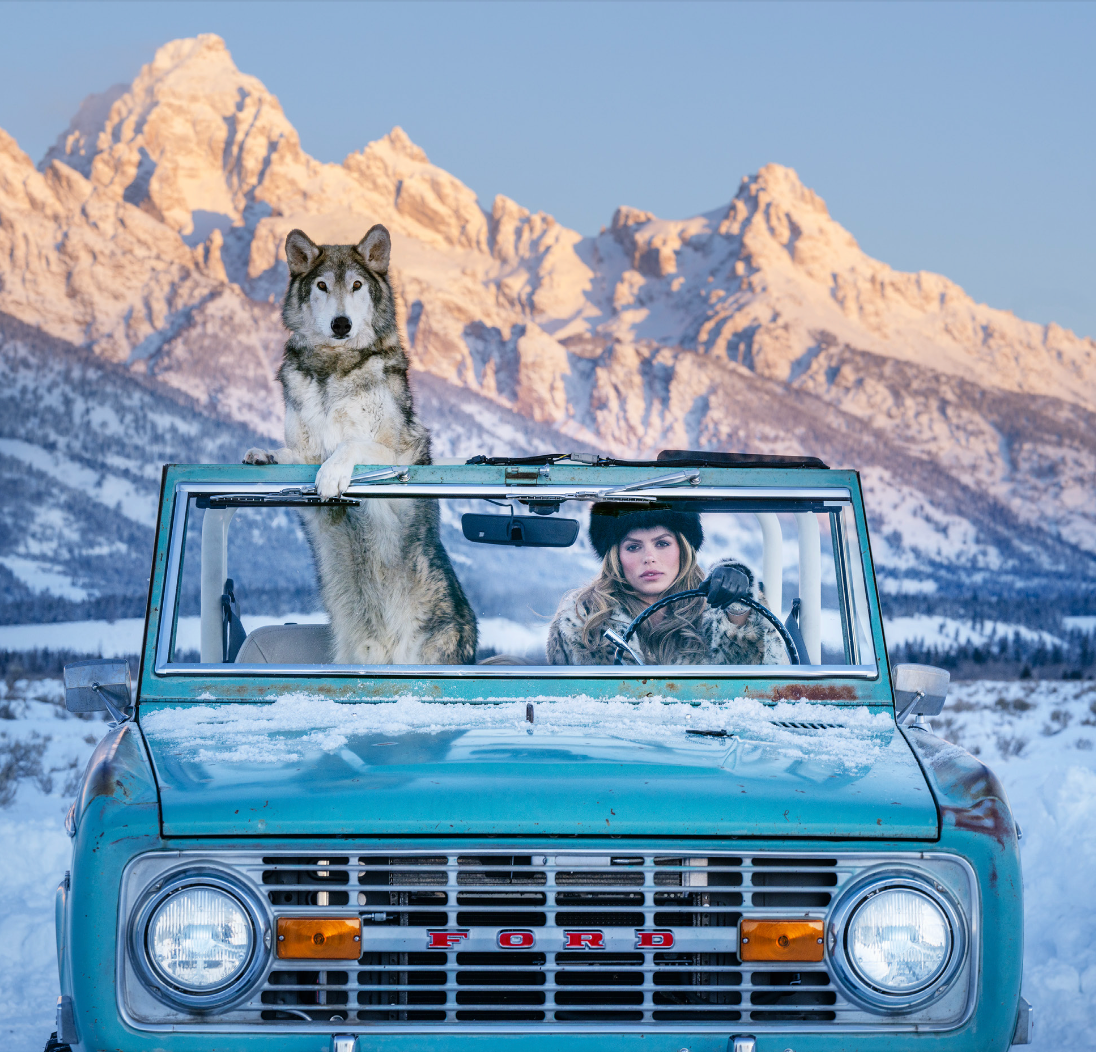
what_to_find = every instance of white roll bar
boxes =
[794,512,822,663]
[200,508,236,663]
[753,513,783,617]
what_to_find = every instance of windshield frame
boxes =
[152,477,879,680]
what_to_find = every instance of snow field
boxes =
[930,680,1096,1046]
[0,680,1092,1049]
[0,680,109,1051]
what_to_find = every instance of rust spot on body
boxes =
[768,684,857,702]
[940,798,1012,845]
[907,731,1017,847]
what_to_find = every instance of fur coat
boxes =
[545,563,790,666]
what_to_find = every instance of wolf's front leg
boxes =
[243,447,298,465]
[315,440,399,499]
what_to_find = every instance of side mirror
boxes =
[63,659,132,723]
[893,663,949,724]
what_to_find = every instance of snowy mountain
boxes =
[1,32,1095,621]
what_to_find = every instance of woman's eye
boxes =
[352,280,362,291]
[316,282,327,292]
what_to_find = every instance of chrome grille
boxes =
[120,848,976,1032]
[262,853,839,1026]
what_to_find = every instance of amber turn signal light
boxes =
[276,917,362,959]
[739,918,825,962]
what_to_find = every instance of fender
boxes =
[61,720,162,1050]
[903,724,1024,1052]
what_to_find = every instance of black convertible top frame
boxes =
[464,449,830,470]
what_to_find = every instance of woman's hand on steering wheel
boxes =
[700,564,752,609]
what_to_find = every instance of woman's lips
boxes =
[640,571,663,579]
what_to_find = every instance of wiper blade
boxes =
[534,469,701,504]
[202,468,410,507]
[204,489,360,507]
[601,470,700,495]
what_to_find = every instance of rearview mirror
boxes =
[892,663,949,724]
[63,659,132,722]
[462,513,579,547]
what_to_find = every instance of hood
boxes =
[139,695,938,839]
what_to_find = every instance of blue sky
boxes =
[3,1,1093,337]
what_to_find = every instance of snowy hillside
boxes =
[0,312,263,625]
[0,679,1093,1050]
[1,31,1094,620]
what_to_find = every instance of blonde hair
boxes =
[573,530,710,664]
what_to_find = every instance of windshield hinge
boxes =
[505,465,551,485]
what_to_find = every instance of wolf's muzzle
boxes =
[331,316,352,339]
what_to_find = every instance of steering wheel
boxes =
[605,582,802,666]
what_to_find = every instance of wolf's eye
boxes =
[316,281,328,292]
[352,280,362,291]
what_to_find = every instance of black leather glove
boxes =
[702,563,752,609]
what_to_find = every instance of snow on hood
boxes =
[140,693,894,768]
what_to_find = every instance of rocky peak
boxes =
[44,34,299,238]
[611,205,655,230]
[379,126,430,164]
[741,163,832,218]
[40,83,127,178]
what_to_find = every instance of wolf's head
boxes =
[281,226,398,351]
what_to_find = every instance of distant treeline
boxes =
[890,628,1096,680]
[0,594,148,627]
[1,649,140,680]
[881,592,1096,631]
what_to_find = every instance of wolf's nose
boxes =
[331,316,352,339]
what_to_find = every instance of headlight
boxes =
[147,886,254,992]
[129,869,269,1011]
[847,887,950,992]
[827,868,968,1013]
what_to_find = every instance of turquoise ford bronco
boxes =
[53,452,1031,1052]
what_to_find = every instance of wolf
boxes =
[244,226,477,665]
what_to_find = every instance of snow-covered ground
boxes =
[0,613,329,658]
[0,679,1092,1049]
[0,679,108,1051]
[5,612,1083,663]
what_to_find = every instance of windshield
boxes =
[159,485,877,675]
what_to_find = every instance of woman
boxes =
[546,505,789,666]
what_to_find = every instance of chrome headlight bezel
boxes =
[827,867,968,1014]
[128,867,270,1011]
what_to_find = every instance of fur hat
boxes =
[588,504,704,559]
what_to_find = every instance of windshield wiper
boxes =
[204,489,360,507]
[203,468,410,507]
[601,470,700,496]
[346,467,410,487]
[519,469,701,506]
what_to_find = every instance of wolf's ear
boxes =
[356,224,391,275]
[285,229,322,276]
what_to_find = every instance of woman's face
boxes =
[618,527,681,600]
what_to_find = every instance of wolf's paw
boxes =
[315,457,354,499]
[243,448,278,465]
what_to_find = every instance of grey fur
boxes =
[244,227,476,664]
